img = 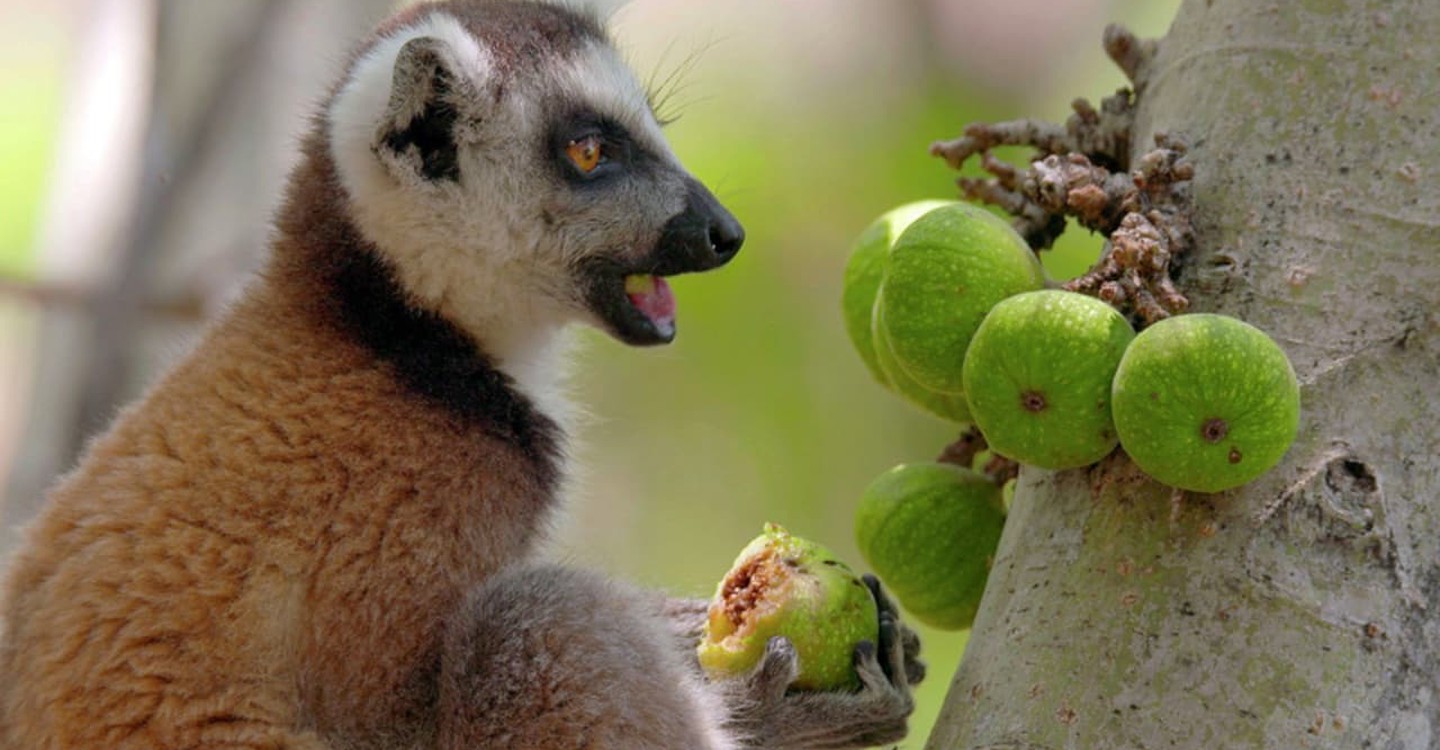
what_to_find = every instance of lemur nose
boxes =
[708,209,745,264]
[688,179,743,266]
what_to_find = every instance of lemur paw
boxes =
[863,574,925,689]
[723,575,924,750]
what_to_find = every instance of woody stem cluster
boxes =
[929,25,1196,327]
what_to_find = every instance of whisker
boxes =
[645,34,728,127]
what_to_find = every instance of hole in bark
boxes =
[1338,460,1378,493]
[1306,455,1382,540]
[1327,458,1378,495]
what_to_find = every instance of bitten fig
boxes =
[697,524,879,691]
[962,290,1135,469]
[1111,313,1300,493]
[854,463,1005,631]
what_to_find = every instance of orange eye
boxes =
[565,135,604,174]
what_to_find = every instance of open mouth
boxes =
[585,265,681,347]
[623,274,677,340]
[581,178,744,346]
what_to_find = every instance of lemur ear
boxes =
[375,36,473,183]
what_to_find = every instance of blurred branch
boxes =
[0,275,90,309]
[72,0,287,444]
[0,274,206,321]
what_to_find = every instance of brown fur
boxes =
[0,79,561,750]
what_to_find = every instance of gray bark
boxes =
[926,1,1439,748]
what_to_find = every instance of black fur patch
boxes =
[331,244,562,489]
[382,72,461,182]
[275,120,562,495]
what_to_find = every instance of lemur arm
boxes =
[665,576,925,749]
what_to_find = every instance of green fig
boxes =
[842,200,958,387]
[879,203,1046,395]
[1111,313,1301,493]
[854,463,1005,631]
[697,524,878,691]
[962,290,1135,469]
[872,286,971,422]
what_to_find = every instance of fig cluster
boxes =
[843,201,1301,495]
[843,201,1047,423]
[841,202,1304,625]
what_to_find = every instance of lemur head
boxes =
[325,0,743,360]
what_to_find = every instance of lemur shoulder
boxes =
[0,2,922,748]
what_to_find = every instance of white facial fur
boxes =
[328,14,534,352]
[326,8,680,426]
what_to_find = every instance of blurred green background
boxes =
[0,9,60,278]
[0,0,1178,744]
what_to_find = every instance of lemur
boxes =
[0,1,923,749]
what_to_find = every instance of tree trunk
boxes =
[926,1,1439,748]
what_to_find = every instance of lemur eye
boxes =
[565,135,605,174]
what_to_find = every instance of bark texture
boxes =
[927,1,1440,748]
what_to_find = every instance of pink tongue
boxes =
[626,275,676,330]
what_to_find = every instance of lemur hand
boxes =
[718,574,925,749]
